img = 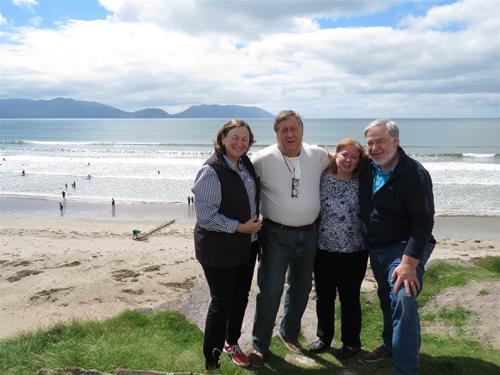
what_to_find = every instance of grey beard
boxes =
[371,149,398,168]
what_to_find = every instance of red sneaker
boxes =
[223,342,250,367]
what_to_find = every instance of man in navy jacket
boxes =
[359,118,435,375]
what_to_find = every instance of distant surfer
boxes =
[21,170,25,176]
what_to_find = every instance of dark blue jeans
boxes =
[252,222,318,354]
[369,241,434,375]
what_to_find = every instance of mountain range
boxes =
[0,98,273,118]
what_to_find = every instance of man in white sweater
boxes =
[249,110,329,367]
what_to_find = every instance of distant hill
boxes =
[0,98,125,118]
[129,108,172,118]
[175,104,273,118]
[0,98,273,118]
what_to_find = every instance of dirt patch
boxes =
[12,260,31,267]
[54,261,82,268]
[31,287,74,302]
[142,265,161,272]
[112,269,140,282]
[120,288,144,295]
[158,276,196,290]
[7,269,43,282]
[421,280,500,349]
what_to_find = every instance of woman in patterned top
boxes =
[309,138,369,360]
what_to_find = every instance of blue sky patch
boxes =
[0,0,109,29]
[316,0,457,29]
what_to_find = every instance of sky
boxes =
[0,0,499,118]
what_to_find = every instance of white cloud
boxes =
[13,0,38,7]
[0,0,498,117]
[98,0,394,37]
[0,13,7,25]
[28,16,42,27]
[400,0,498,31]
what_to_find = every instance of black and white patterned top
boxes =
[317,172,364,253]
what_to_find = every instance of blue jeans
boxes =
[252,222,318,354]
[369,241,434,375]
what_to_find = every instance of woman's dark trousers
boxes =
[314,249,368,348]
[201,243,258,369]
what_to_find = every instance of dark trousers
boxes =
[314,249,368,348]
[202,242,258,369]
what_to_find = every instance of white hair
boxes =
[364,118,399,139]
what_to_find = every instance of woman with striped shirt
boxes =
[192,119,262,371]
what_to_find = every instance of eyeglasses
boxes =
[339,151,360,161]
[291,177,299,198]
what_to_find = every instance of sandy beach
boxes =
[0,212,499,345]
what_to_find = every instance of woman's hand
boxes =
[237,216,262,234]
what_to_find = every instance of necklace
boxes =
[282,153,295,176]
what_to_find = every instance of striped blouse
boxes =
[191,155,257,241]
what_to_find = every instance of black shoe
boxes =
[309,340,329,353]
[248,350,265,368]
[335,345,360,360]
[359,345,391,363]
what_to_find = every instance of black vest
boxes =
[194,153,260,267]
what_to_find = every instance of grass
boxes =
[0,310,203,374]
[1,257,499,374]
[422,306,475,335]
[473,256,500,275]
[418,257,500,306]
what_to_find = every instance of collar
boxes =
[371,161,396,175]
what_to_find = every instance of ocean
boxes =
[0,118,499,217]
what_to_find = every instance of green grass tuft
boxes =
[419,260,499,306]
[473,256,500,275]
[0,310,203,374]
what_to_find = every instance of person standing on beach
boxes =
[359,119,435,375]
[192,119,262,371]
[249,110,329,367]
[62,191,66,199]
[309,138,368,360]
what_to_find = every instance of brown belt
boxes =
[263,218,315,231]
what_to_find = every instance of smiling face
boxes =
[221,126,250,163]
[365,124,399,170]
[276,116,303,157]
[335,144,361,178]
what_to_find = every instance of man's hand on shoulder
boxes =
[391,255,420,296]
